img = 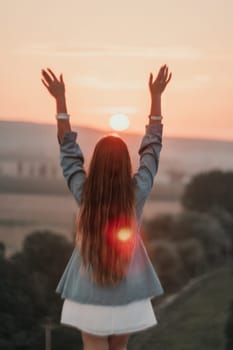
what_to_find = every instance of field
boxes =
[0,193,182,257]
[128,267,233,350]
[1,190,232,350]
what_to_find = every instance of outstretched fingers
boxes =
[148,64,172,95]
[156,64,166,81]
[41,69,53,84]
[41,78,49,89]
[165,72,172,85]
[159,65,172,86]
[40,67,66,99]
[47,68,59,81]
[164,66,169,81]
[41,68,59,85]
[149,72,153,87]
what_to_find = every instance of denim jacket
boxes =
[55,123,165,305]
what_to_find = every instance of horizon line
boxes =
[0,118,232,144]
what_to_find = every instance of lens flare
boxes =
[117,228,132,241]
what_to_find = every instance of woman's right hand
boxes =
[41,68,65,99]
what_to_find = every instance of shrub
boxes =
[150,239,189,293]
[176,238,207,277]
[181,169,233,216]
[224,299,233,350]
[172,210,229,266]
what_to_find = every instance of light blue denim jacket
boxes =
[55,123,165,305]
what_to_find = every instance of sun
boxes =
[109,113,130,131]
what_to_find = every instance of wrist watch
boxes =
[149,115,163,121]
[56,113,70,120]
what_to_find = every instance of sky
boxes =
[0,0,233,141]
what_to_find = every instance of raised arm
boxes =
[133,64,172,217]
[41,68,86,205]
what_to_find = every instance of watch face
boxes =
[56,115,69,119]
[150,116,162,120]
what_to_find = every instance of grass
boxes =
[128,266,233,350]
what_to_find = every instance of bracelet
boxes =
[149,115,163,121]
[56,113,70,120]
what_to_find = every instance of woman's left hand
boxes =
[149,64,172,97]
[41,68,65,99]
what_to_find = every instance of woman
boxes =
[41,64,172,350]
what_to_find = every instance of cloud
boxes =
[193,74,211,83]
[72,73,211,91]
[174,74,211,90]
[71,75,143,90]
[83,105,139,115]
[14,42,202,59]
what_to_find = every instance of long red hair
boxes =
[75,134,137,286]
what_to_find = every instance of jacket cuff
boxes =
[145,123,163,136]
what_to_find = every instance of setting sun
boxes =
[109,114,130,131]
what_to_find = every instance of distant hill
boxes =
[0,120,232,179]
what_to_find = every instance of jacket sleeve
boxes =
[57,130,87,206]
[133,123,163,217]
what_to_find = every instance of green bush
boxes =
[150,239,189,293]
[176,238,207,277]
[172,210,229,266]
[208,206,233,256]
[225,299,233,350]
[0,230,83,349]
[181,169,233,216]
[142,213,174,241]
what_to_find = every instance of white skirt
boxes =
[60,297,158,336]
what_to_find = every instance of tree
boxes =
[142,213,174,241]
[150,239,189,293]
[208,205,233,257]
[145,209,229,268]
[172,210,229,266]
[225,299,233,350]
[0,241,5,258]
[176,238,207,277]
[181,170,233,216]
[0,254,35,348]
[10,230,73,321]
[0,230,83,349]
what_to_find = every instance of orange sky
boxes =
[0,0,233,141]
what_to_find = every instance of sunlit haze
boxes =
[0,0,233,141]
